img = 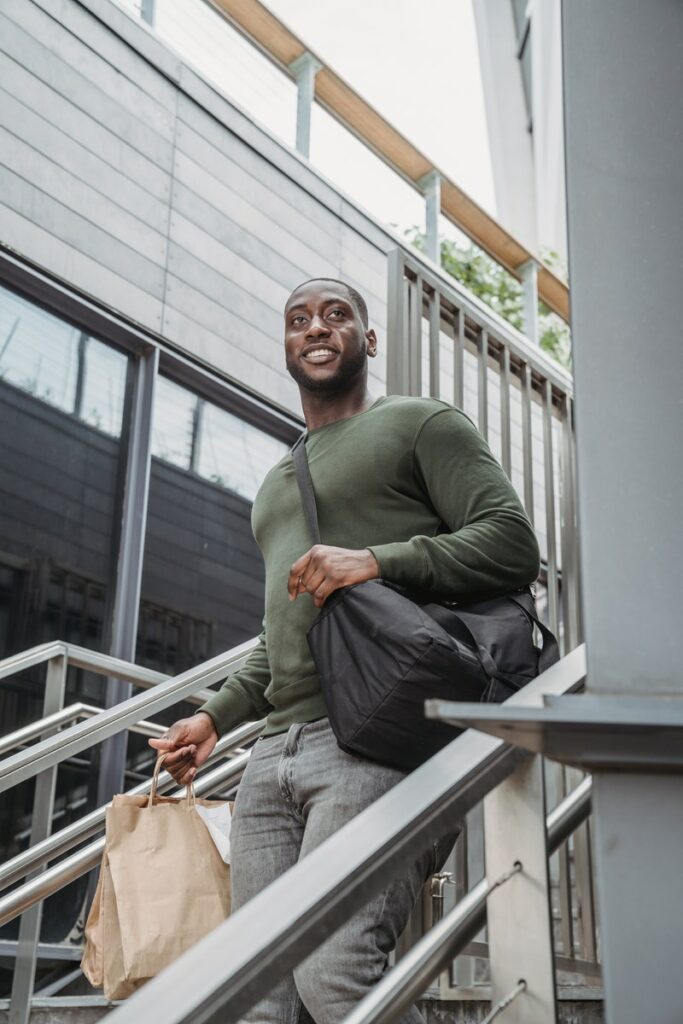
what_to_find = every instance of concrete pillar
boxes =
[562,2,683,1021]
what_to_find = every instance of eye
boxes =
[328,308,346,318]
[291,315,307,325]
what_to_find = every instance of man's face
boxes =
[284,283,376,394]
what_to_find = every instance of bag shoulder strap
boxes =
[507,590,560,672]
[291,433,322,545]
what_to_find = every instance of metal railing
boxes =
[387,246,579,655]
[1,635,597,1023]
[0,637,260,1024]
[101,645,590,1024]
[386,246,594,990]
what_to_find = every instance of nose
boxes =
[306,315,331,339]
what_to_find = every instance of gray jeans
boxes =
[230,717,454,1024]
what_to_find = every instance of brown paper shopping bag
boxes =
[82,754,231,1000]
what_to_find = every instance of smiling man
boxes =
[150,278,540,1023]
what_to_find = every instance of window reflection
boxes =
[152,374,288,501]
[0,283,127,437]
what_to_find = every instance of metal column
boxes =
[290,52,322,159]
[562,1,683,1021]
[96,346,158,806]
[419,171,441,265]
[518,258,539,345]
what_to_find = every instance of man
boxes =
[150,278,540,1023]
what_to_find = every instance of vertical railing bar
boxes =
[453,308,465,410]
[566,767,597,964]
[560,396,579,652]
[387,250,408,396]
[569,399,584,644]
[9,654,68,1024]
[500,346,512,479]
[428,288,441,399]
[451,822,475,989]
[409,275,423,397]
[521,364,534,525]
[556,768,575,962]
[542,379,560,643]
[477,328,489,440]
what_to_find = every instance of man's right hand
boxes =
[148,712,218,786]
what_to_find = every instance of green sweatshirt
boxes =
[199,395,540,737]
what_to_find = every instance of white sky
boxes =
[264,0,497,217]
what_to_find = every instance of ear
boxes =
[365,329,378,358]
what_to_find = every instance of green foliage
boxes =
[406,229,571,370]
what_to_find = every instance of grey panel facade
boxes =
[0,0,395,417]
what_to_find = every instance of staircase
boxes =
[0,639,603,1023]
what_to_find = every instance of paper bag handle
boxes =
[148,753,196,809]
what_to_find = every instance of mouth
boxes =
[301,347,339,365]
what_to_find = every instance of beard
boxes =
[286,346,368,394]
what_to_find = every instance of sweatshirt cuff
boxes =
[197,683,259,739]
[366,540,429,590]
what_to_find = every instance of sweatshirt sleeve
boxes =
[197,629,273,737]
[367,407,540,600]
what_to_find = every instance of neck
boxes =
[299,379,375,432]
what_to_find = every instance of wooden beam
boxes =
[210,0,570,322]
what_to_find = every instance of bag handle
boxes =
[507,592,559,673]
[148,753,195,809]
[292,433,322,545]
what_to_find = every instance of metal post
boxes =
[386,250,409,396]
[419,171,441,265]
[562,2,683,1020]
[453,307,465,410]
[97,346,158,806]
[408,275,423,397]
[140,0,155,26]
[521,363,534,523]
[518,258,539,345]
[483,755,557,1023]
[477,329,489,439]
[289,52,322,159]
[427,288,440,399]
[9,654,68,1024]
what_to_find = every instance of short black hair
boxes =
[289,278,369,329]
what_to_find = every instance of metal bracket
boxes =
[426,694,683,771]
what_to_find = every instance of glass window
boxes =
[137,376,288,677]
[196,401,290,502]
[0,284,131,943]
[151,374,196,468]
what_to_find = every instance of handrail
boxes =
[342,776,594,1024]
[0,641,216,705]
[209,0,569,321]
[104,645,586,1024]
[0,638,259,795]
[0,740,257,926]
[0,721,263,892]
[395,247,573,396]
[0,703,168,758]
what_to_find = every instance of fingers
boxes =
[148,737,174,751]
[288,549,312,600]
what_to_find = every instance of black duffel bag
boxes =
[292,435,558,772]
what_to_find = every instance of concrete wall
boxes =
[0,0,394,416]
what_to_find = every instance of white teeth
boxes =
[304,349,336,359]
